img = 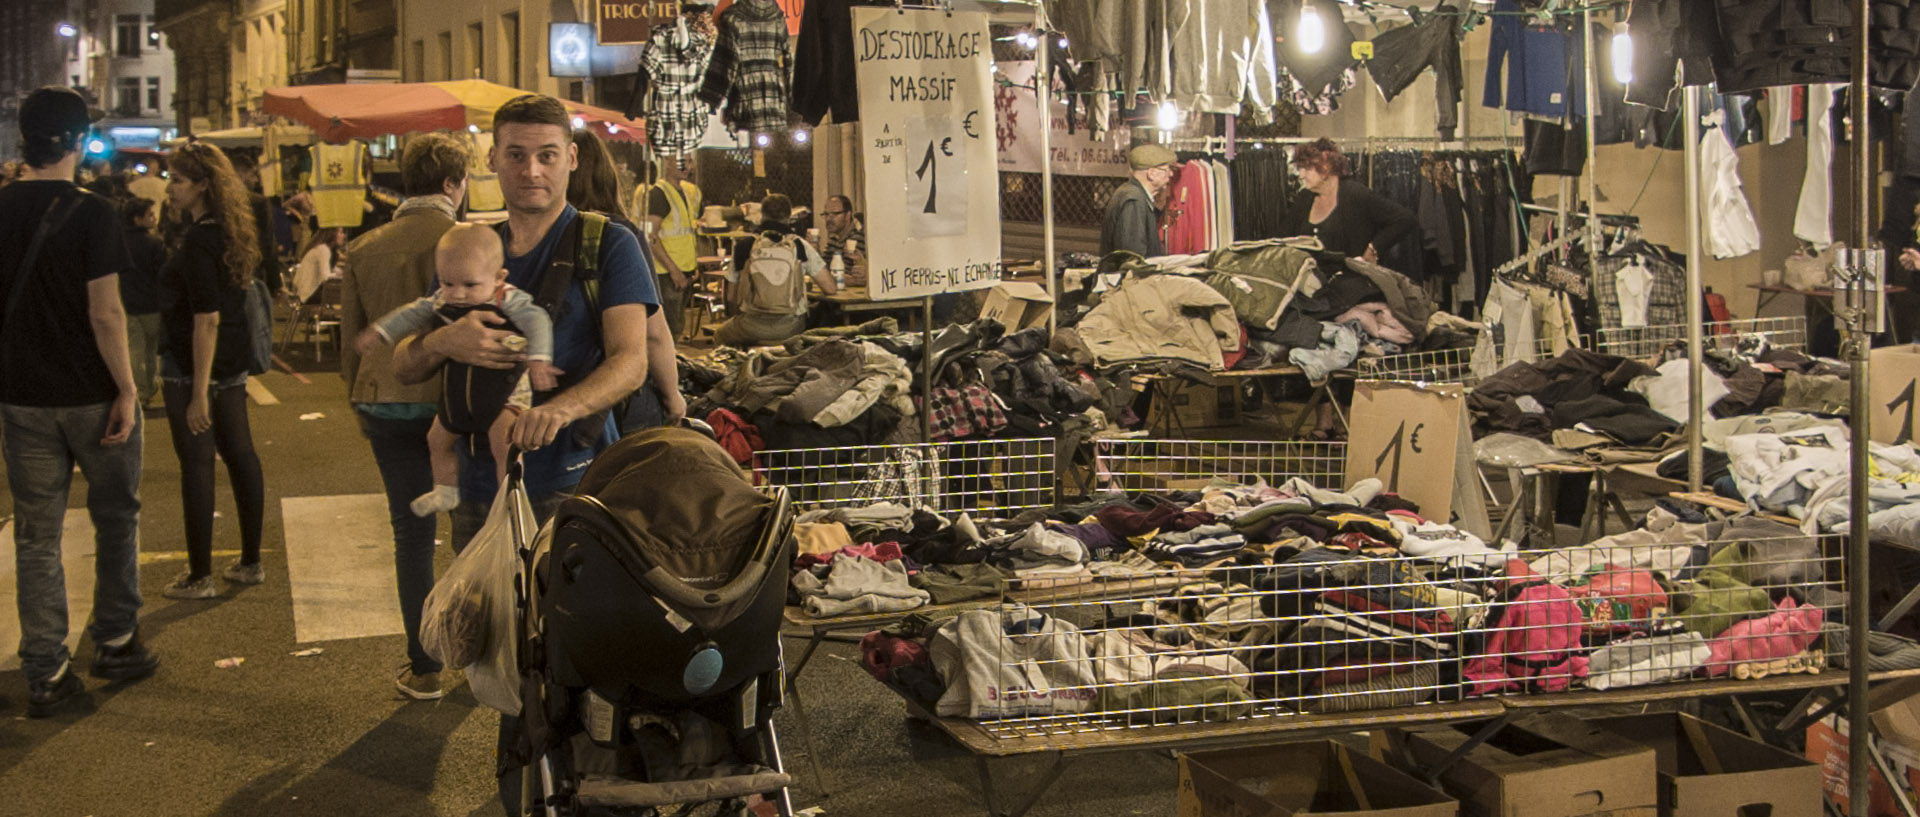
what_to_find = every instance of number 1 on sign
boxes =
[1374,420,1405,493]
[904,116,966,237]
[1889,379,1917,444]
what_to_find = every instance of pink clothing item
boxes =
[1162,161,1215,255]
[1465,559,1590,694]
[793,541,906,572]
[1703,597,1825,678]
[1333,303,1415,345]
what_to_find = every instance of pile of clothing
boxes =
[1708,424,1920,548]
[842,481,1839,723]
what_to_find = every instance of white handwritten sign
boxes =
[853,7,1001,301]
[994,60,1130,178]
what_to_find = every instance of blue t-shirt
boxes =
[457,205,659,502]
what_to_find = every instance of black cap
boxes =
[18,86,99,140]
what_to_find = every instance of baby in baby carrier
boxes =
[357,223,558,516]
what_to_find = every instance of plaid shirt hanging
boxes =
[642,22,714,156]
[698,0,793,136]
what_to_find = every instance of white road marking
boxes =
[282,494,404,644]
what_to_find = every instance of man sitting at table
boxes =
[816,194,866,286]
[714,193,833,347]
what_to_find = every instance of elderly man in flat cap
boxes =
[1100,143,1178,258]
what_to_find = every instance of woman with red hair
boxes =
[1280,138,1417,266]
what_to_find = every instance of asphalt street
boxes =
[0,344,1176,817]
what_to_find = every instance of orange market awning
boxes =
[261,80,645,144]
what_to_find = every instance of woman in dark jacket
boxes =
[158,143,266,599]
[1280,138,1418,263]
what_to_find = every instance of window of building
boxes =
[116,15,143,57]
[409,39,424,82]
[146,15,159,48]
[501,13,520,88]
[466,22,484,80]
[436,31,452,81]
[147,77,162,113]
[116,77,141,116]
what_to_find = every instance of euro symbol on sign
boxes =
[940,137,953,156]
[1410,422,1425,454]
[962,111,979,138]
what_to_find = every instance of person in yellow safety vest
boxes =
[639,157,702,339]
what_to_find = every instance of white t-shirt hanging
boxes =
[1615,262,1653,328]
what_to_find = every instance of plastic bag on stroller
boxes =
[509,426,797,816]
[419,472,536,715]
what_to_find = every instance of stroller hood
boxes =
[571,427,777,601]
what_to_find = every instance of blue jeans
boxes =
[2,402,143,683]
[355,409,443,676]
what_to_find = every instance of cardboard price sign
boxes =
[1872,345,1920,445]
[1346,381,1489,537]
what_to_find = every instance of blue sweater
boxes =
[1482,0,1586,118]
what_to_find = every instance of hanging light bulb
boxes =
[1156,100,1179,132]
[792,128,810,145]
[1057,36,1069,48]
[754,133,772,148]
[570,116,586,130]
[1611,26,1634,85]
[1297,4,1325,55]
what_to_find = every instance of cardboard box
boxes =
[1177,740,1457,817]
[1587,712,1822,817]
[978,281,1054,331]
[1805,682,1920,816]
[1146,381,1241,430]
[1870,344,1920,444]
[1386,713,1658,817]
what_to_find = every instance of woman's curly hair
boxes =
[169,142,262,289]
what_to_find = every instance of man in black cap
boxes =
[0,86,158,718]
[1100,143,1178,257]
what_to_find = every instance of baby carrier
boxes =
[512,426,797,816]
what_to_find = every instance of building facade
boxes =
[287,0,398,86]
[231,0,288,125]
[398,0,636,104]
[156,0,233,134]
[84,0,178,152]
[0,1,85,161]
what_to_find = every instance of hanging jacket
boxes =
[1368,5,1464,138]
[1482,0,1580,118]
[1165,0,1277,115]
[1624,0,1719,110]
[790,0,861,125]
[1710,0,1920,94]
[642,21,715,156]
[1076,273,1241,369]
[1163,161,1214,256]
[699,0,792,136]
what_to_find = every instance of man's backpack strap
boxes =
[576,212,606,325]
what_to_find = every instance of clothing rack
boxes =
[1166,134,1522,154]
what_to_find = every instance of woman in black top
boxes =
[157,143,266,600]
[1280,138,1418,263]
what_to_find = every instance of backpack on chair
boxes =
[741,234,806,317]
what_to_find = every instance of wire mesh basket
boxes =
[914,532,1842,740]
[1351,335,1590,388]
[1087,439,1349,495]
[758,437,1055,518]
[1595,316,1808,360]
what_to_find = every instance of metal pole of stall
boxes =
[1580,8,1601,267]
[1682,86,1706,494]
[922,296,933,443]
[1847,0,1874,813]
[1037,2,1057,335]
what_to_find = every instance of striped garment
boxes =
[641,22,714,156]
[698,0,792,136]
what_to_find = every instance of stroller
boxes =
[503,426,798,817]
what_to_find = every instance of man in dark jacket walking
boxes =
[1100,144,1177,258]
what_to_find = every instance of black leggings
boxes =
[163,378,265,579]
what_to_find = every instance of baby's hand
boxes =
[353,328,385,355]
[528,360,561,392]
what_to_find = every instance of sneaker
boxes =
[395,666,446,701]
[27,671,83,718]
[221,561,265,585]
[162,572,219,600]
[91,631,160,682]
[409,485,460,518]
